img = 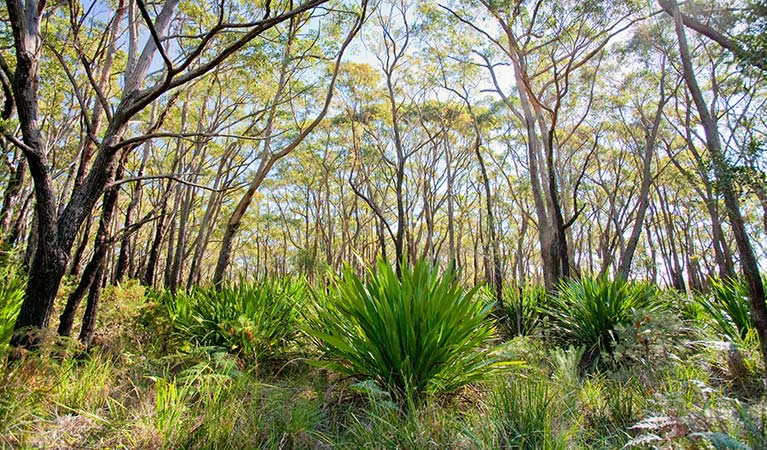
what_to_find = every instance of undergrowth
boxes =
[0,271,765,449]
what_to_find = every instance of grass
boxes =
[488,375,569,450]
[0,270,765,449]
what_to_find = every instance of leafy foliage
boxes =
[695,277,756,344]
[165,279,305,364]
[309,258,511,403]
[502,284,550,337]
[545,276,658,360]
[0,256,25,352]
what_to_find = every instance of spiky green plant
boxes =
[545,276,658,360]
[166,278,305,364]
[309,259,513,404]
[695,277,755,344]
[0,256,25,352]
[502,284,550,337]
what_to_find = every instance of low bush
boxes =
[309,258,513,404]
[696,277,756,345]
[502,284,549,338]
[165,278,305,365]
[545,276,658,365]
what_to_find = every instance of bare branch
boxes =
[106,173,241,192]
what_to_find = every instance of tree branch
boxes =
[658,0,767,72]
[105,173,241,192]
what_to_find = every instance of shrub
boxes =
[502,284,549,338]
[165,278,305,364]
[695,277,755,344]
[309,259,513,404]
[545,276,658,363]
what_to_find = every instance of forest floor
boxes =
[1,278,766,450]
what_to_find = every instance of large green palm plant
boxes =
[696,277,756,344]
[309,259,512,403]
[166,279,304,364]
[545,276,658,359]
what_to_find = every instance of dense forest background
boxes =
[2,0,767,448]
[3,0,767,339]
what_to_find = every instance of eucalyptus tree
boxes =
[666,0,767,375]
[334,61,393,265]
[3,0,359,347]
[353,0,431,274]
[613,44,672,278]
[658,0,767,72]
[444,0,645,289]
[211,1,368,287]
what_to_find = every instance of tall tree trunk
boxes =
[617,65,667,278]
[114,118,153,284]
[143,197,169,287]
[6,0,70,346]
[78,263,105,349]
[67,215,92,277]
[670,0,767,375]
[163,192,178,288]
[446,147,456,268]
[386,71,407,275]
[515,70,559,290]
[0,156,27,246]
[656,186,686,291]
[58,162,124,337]
[187,154,229,288]
[474,131,504,312]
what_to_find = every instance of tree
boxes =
[445,0,644,289]
[667,0,767,377]
[5,0,353,347]
[212,3,367,287]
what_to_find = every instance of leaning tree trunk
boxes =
[6,0,70,346]
[210,9,363,285]
[58,162,124,337]
[670,0,767,378]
